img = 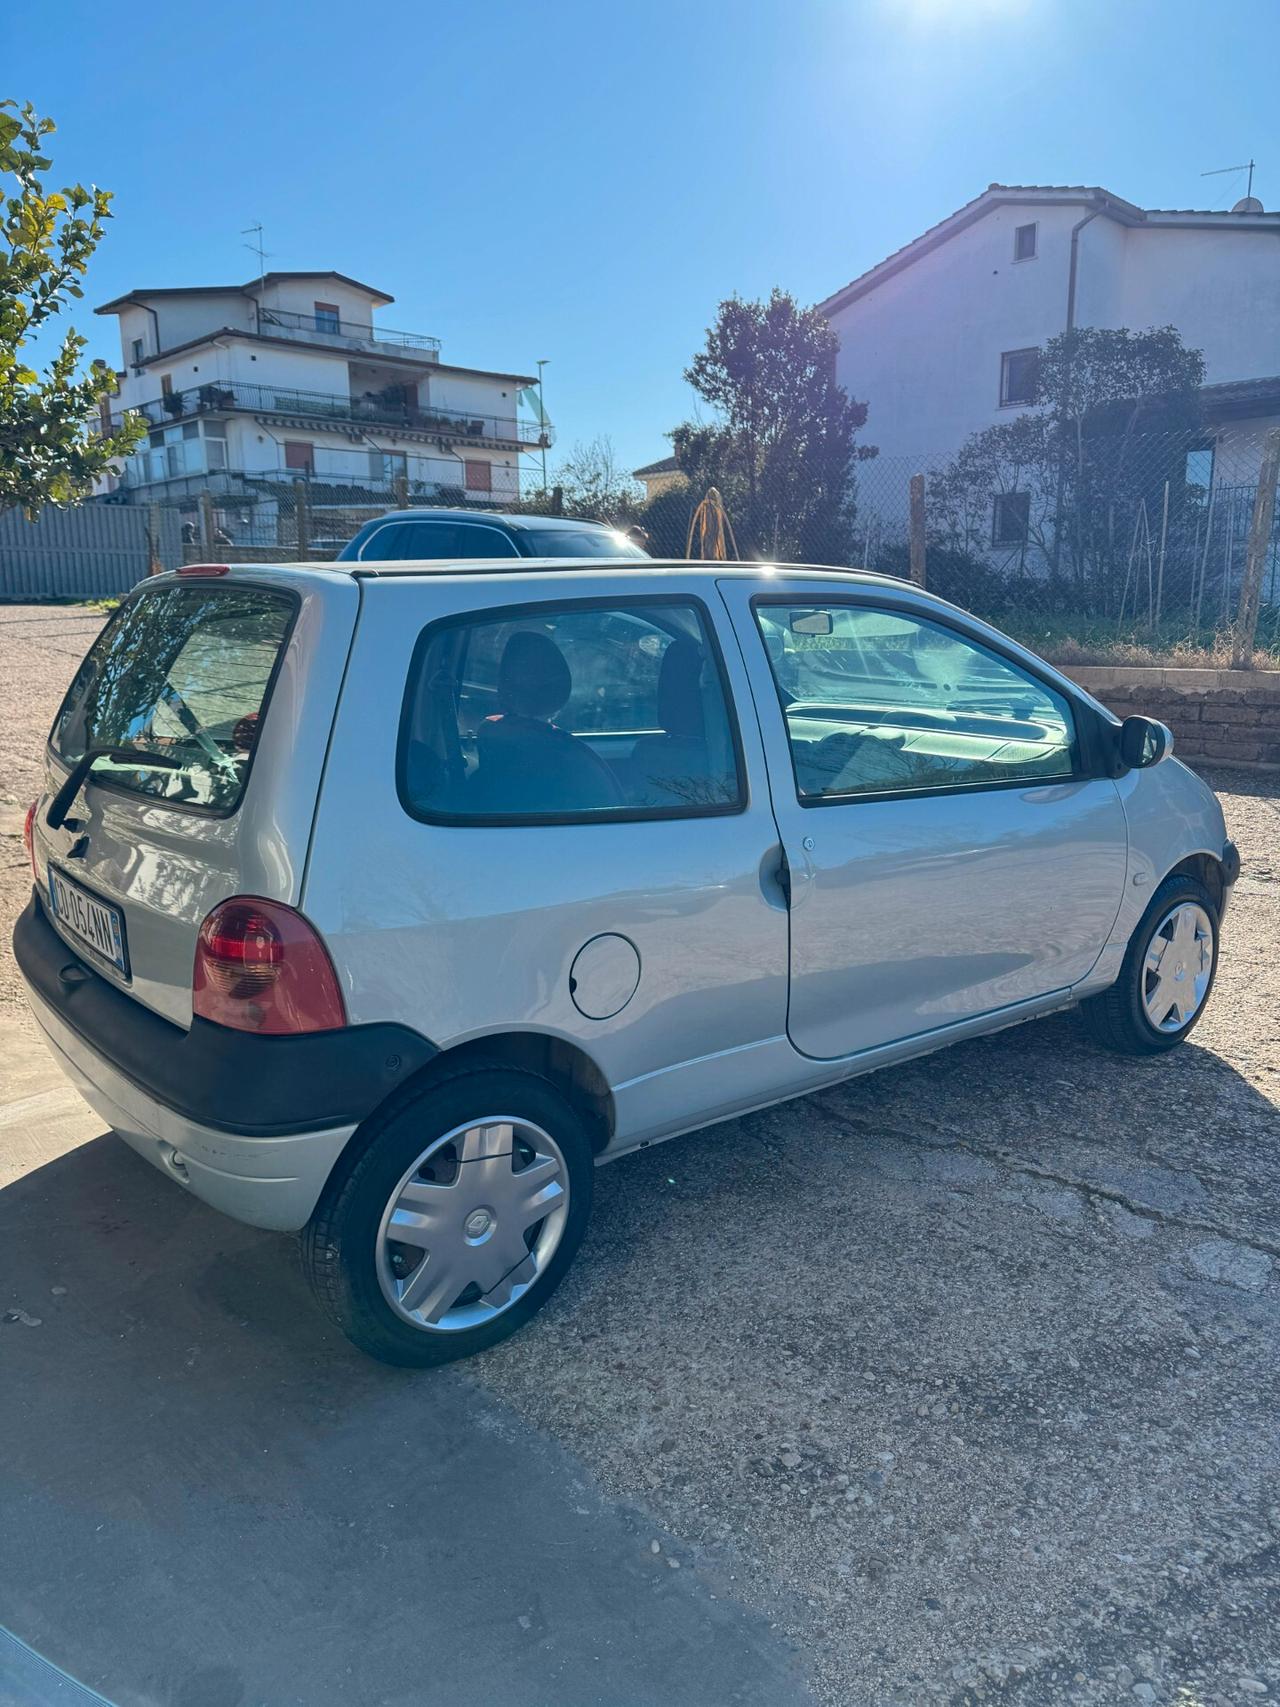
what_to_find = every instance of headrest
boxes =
[657,637,705,739]
[498,631,572,719]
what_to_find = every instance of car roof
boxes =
[163,558,918,596]
[354,510,626,534]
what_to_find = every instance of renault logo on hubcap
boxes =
[465,1208,494,1240]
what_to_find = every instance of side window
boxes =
[443,525,520,561]
[399,601,743,822]
[754,603,1076,801]
[357,522,412,559]
[358,523,520,561]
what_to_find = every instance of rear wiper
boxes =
[47,747,184,830]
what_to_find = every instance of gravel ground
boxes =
[0,604,106,1020]
[2,602,1278,1705]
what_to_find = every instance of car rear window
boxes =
[50,584,295,815]
[524,528,648,559]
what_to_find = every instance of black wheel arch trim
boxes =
[13,893,438,1140]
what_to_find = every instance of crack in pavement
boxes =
[811,1095,1280,1265]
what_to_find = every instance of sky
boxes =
[7,0,1278,476]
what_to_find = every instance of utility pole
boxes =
[536,358,550,494]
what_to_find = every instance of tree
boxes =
[550,435,643,521]
[1037,325,1204,438]
[1,100,143,514]
[932,325,1207,613]
[666,288,874,562]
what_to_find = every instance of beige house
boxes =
[632,454,684,499]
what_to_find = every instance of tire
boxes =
[1081,872,1219,1056]
[302,1064,594,1367]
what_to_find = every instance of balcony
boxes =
[255,306,441,358]
[110,380,552,449]
[110,448,534,510]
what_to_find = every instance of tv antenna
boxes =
[1202,159,1256,199]
[242,223,272,329]
[242,222,271,288]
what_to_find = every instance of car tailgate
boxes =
[28,568,359,1028]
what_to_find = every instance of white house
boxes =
[820,183,1280,478]
[96,271,548,524]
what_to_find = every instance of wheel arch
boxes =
[363,1028,615,1156]
[1163,850,1226,914]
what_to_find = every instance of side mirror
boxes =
[1118,714,1173,771]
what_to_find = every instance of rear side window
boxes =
[357,521,520,560]
[398,599,744,822]
[51,585,295,815]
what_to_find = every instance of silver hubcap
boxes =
[1142,902,1213,1033]
[376,1118,569,1333]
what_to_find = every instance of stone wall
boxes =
[1064,666,1280,771]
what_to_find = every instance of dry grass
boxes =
[998,616,1280,671]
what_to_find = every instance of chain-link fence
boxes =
[110,423,1280,664]
[632,425,1280,663]
[115,441,547,564]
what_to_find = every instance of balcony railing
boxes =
[109,380,551,448]
[111,449,532,508]
[256,306,441,355]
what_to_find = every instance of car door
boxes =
[720,578,1128,1061]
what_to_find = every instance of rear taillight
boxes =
[193,897,347,1035]
[23,800,37,881]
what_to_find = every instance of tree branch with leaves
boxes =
[1,99,143,514]
[667,289,875,562]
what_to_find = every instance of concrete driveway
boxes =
[2,607,1279,1705]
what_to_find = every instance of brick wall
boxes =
[1064,667,1280,770]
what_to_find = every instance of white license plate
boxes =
[48,866,130,977]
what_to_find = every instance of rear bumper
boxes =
[14,893,437,1231]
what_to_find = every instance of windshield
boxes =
[527,527,649,559]
[50,584,295,814]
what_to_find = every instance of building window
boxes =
[464,459,493,494]
[160,373,174,396]
[314,301,340,335]
[1184,445,1215,499]
[1013,222,1037,261]
[992,491,1031,547]
[1000,348,1039,406]
[284,441,314,473]
[369,450,407,485]
[131,337,145,365]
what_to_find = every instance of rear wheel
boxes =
[302,1066,594,1366]
[1081,873,1219,1055]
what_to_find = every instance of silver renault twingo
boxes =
[16,558,1237,1365]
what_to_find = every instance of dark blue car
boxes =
[337,509,649,563]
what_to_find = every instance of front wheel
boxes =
[1081,873,1219,1055]
[302,1066,594,1366]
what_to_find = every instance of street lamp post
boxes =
[536,359,550,495]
